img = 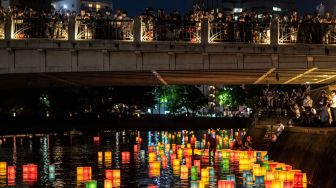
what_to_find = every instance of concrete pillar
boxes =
[237,53,244,69]
[202,53,209,70]
[68,15,76,41]
[201,19,209,45]
[102,50,110,71]
[38,49,46,72]
[133,17,141,43]
[270,19,279,45]
[70,49,78,72]
[271,54,279,68]
[135,51,142,71]
[307,56,314,68]
[7,48,14,73]
[5,15,12,40]
[168,52,176,70]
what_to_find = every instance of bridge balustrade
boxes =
[12,17,68,39]
[209,21,271,44]
[141,20,201,43]
[76,18,134,41]
[279,21,336,44]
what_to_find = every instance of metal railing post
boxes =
[201,19,209,45]
[270,18,279,45]
[5,15,12,40]
[68,15,76,41]
[133,17,141,43]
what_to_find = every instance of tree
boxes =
[183,86,208,116]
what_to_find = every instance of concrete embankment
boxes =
[250,126,336,188]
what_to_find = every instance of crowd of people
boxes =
[1,5,336,43]
[278,10,336,44]
[257,86,336,127]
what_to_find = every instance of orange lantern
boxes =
[134,145,138,153]
[7,166,15,181]
[162,156,168,169]
[121,152,130,164]
[283,180,294,188]
[218,180,234,188]
[105,170,113,180]
[194,160,201,175]
[264,180,272,188]
[185,156,192,168]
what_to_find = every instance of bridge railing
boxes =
[141,20,201,43]
[75,18,134,40]
[278,22,336,44]
[209,22,271,44]
[12,17,68,39]
[0,18,4,39]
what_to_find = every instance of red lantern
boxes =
[22,164,37,182]
[134,145,138,153]
[194,160,201,175]
[83,167,91,181]
[294,173,303,185]
[218,180,234,188]
[170,154,176,162]
[284,180,294,188]
[105,170,113,180]
[7,166,15,181]
[121,152,130,164]
[186,156,192,168]
[148,146,153,152]
[162,156,168,169]
[93,136,100,142]
[172,144,176,154]
[265,180,272,188]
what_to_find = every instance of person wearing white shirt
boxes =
[329,90,336,125]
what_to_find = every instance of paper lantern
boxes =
[22,164,37,181]
[194,160,201,175]
[190,181,199,188]
[85,180,97,188]
[180,165,188,179]
[149,168,160,177]
[218,180,234,188]
[191,166,198,181]
[284,180,293,188]
[201,168,209,182]
[7,166,15,181]
[148,146,154,152]
[178,148,183,159]
[172,159,180,167]
[149,161,160,170]
[134,145,138,153]
[93,136,100,142]
[265,180,272,188]
[149,152,156,162]
[255,175,265,185]
[272,180,282,188]
[121,152,130,163]
[279,171,287,181]
[266,171,275,181]
[140,150,146,159]
[49,164,55,180]
[226,174,235,183]
[209,167,215,182]
[77,167,91,181]
[162,156,168,169]
[185,156,192,168]
[104,179,113,188]
[0,162,6,175]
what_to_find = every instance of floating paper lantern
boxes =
[218,180,234,188]
[209,167,215,182]
[201,168,209,182]
[7,166,15,181]
[190,181,199,188]
[185,156,192,168]
[172,159,180,167]
[255,175,265,186]
[93,136,100,142]
[121,152,130,163]
[134,145,138,153]
[180,165,189,179]
[85,180,97,188]
[272,180,282,188]
[278,171,287,181]
[149,152,156,162]
[77,167,91,181]
[191,166,198,181]
[0,162,6,175]
[104,179,113,188]
[162,156,168,169]
[264,180,272,188]
[266,171,275,181]
[194,160,201,175]
[49,164,55,180]
[23,164,38,182]
[283,180,294,188]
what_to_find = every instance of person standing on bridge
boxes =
[329,90,336,126]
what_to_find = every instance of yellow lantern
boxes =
[278,171,287,181]
[149,152,156,162]
[104,179,113,188]
[266,171,275,181]
[272,180,282,188]
[201,168,209,182]
[172,159,180,167]
[0,162,6,175]
[180,165,188,179]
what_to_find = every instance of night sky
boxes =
[113,0,336,16]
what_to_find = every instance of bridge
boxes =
[0,17,336,87]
